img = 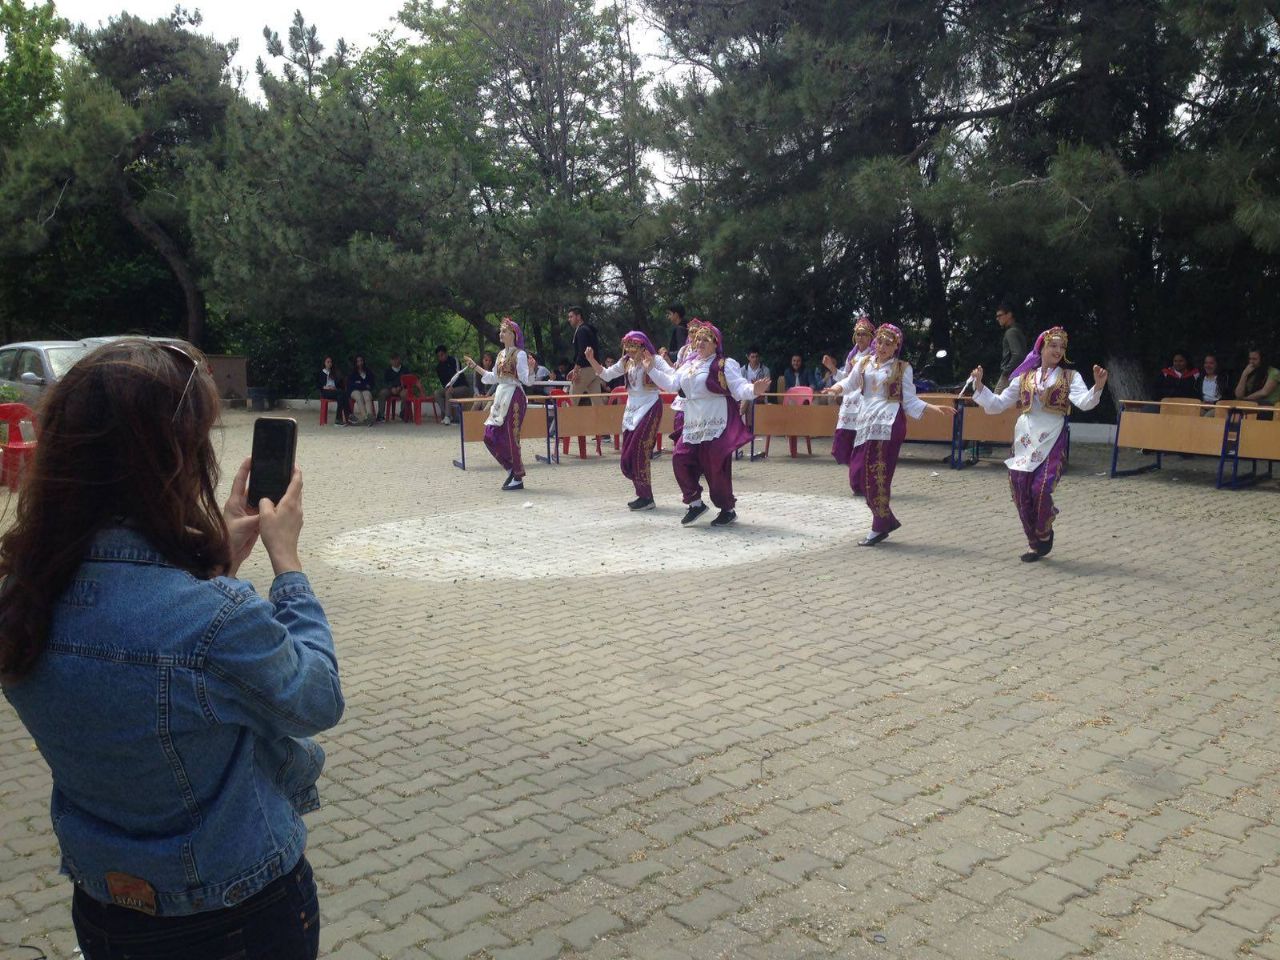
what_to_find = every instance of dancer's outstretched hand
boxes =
[827,383,844,396]
[752,378,769,397]
[928,403,957,417]
[584,347,595,363]
[463,355,476,369]
[969,365,984,390]
[1093,365,1108,389]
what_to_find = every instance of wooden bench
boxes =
[450,396,553,470]
[1224,410,1280,488]
[903,393,963,465]
[957,399,1026,467]
[748,398,836,460]
[1109,399,1276,489]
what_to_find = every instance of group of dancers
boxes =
[463,315,1109,561]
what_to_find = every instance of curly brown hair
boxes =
[0,339,230,681]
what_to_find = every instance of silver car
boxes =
[0,341,91,405]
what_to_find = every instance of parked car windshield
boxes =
[46,345,89,379]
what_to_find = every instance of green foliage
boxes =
[2,0,1280,396]
[0,0,66,145]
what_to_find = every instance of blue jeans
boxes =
[72,856,319,960]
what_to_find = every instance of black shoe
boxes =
[502,477,524,491]
[681,503,708,525]
[857,531,889,547]
[628,497,655,510]
[376,415,385,422]
[709,509,737,526]
[1036,531,1054,556]
[1021,550,1041,562]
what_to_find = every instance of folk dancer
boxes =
[824,314,877,465]
[645,322,768,526]
[967,327,1108,561]
[465,317,532,491]
[662,316,706,447]
[584,332,674,510]
[827,324,956,546]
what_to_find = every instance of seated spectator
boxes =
[1236,347,1280,412]
[782,353,815,390]
[347,355,376,425]
[740,347,771,415]
[1153,350,1199,400]
[530,356,552,395]
[317,356,349,425]
[377,353,411,422]
[433,344,472,425]
[472,352,497,397]
[554,358,572,383]
[1196,353,1229,405]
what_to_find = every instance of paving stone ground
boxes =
[2,408,1278,960]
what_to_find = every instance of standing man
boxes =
[740,346,770,416]
[433,344,473,425]
[666,303,688,359]
[994,300,1028,392]
[378,353,410,422]
[567,306,603,405]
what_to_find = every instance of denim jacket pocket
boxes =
[255,737,325,815]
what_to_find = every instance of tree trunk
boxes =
[914,211,952,378]
[116,180,206,346]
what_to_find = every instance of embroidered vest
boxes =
[1017,369,1071,415]
[497,348,522,380]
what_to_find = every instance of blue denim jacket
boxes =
[3,527,344,916]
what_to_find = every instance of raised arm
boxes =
[643,352,679,392]
[829,358,865,396]
[723,358,765,402]
[1070,366,1107,411]
[970,365,1020,414]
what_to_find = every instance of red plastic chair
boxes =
[763,387,815,458]
[608,386,628,449]
[398,374,436,425]
[0,403,37,490]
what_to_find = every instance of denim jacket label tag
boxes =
[105,871,158,915]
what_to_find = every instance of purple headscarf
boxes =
[1009,326,1068,380]
[621,330,658,355]
[500,317,525,350]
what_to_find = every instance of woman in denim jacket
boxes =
[0,339,344,959]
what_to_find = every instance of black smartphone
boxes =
[247,417,297,506]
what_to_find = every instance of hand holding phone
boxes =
[258,467,304,576]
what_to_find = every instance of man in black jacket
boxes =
[567,306,603,405]
[666,303,688,358]
[432,345,473,425]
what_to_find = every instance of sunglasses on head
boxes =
[160,343,201,422]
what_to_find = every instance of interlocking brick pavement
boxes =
[1,408,1278,959]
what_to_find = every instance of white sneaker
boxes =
[442,416,452,425]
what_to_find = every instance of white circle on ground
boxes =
[318,492,869,582]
